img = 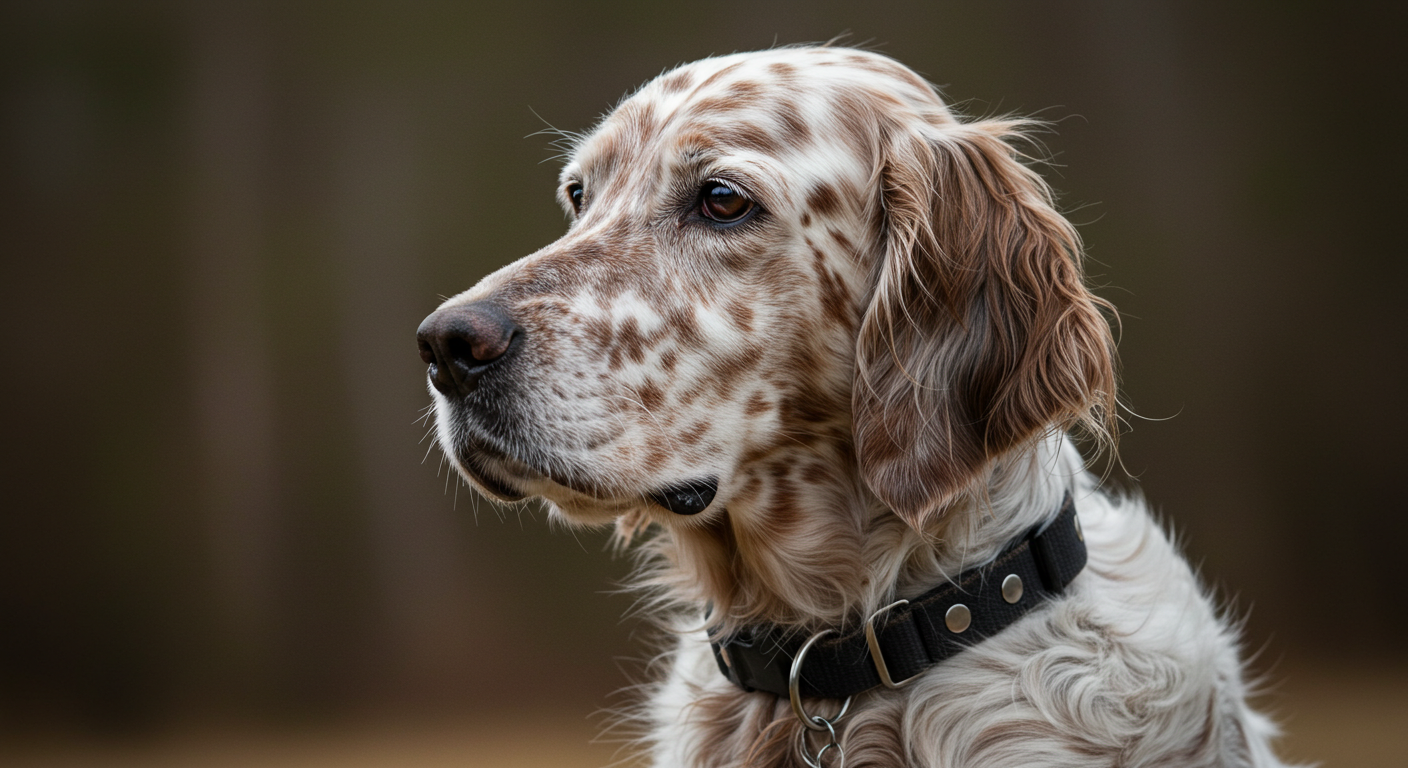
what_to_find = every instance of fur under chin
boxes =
[621,437,1295,768]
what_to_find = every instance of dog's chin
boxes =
[448,442,529,502]
[455,460,528,502]
[450,441,627,515]
[449,432,722,523]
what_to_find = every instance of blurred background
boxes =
[2,1,1405,766]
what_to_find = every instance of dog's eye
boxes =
[700,182,753,223]
[567,182,585,214]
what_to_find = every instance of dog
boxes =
[416,45,1291,767]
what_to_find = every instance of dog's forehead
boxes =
[566,48,945,186]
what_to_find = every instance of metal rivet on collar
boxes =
[945,604,971,633]
[1074,514,1084,541]
[1001,574,1024,604]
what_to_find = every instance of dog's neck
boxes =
[650,432,1081,634]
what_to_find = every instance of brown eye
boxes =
[700,182,753,222]
[567,182,585,213]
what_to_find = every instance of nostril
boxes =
[418,340,437,366]
[445,336,479,367]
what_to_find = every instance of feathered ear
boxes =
[853,118,1116,530]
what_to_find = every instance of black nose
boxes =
[416,301,522,397]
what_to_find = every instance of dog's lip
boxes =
[466,466,526,501]
[648,477,719,515]
[455,445,528,501]
[454,431,706,512]
[455,436,606,503]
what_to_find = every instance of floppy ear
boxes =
[853,118,1116,529]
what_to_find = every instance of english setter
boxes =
[417,46,1291,767]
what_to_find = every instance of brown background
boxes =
[2,2,1405,765]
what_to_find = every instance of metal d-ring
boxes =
[865,599,913,689]
[789,628,852,731]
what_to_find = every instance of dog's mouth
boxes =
[455,433,722,518]
[454,435,621,507]
[648,477,719,515]
[458,458,527,502]
[453,439,528,501]
[444,401,725,516]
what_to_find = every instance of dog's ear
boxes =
[854,118,1116,530]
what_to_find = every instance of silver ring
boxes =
[796,718,847,768]
[789,628,852,731]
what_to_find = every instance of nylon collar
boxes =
[709,493,1085,699]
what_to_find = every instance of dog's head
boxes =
[418,47,1114,539]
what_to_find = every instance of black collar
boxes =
[709,493,1086,699]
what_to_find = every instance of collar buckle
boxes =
[864,599,916,689]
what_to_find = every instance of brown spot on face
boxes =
[706,345,764,390]
[583,316,614,347]
[696,60,745,90]
[810,247,854,328]
[737,443,773,467]
[641,434,670,473]
[665,306,704,348]
[847,54,900,77]
[621,100,660,140]
[828,229,853,251]
[843,53,937,98]
[660,348,679,374]
[724,80,763,101]
[774,99,812,145]
[658,68,695,94]
[744,391,770,416]
[679,383,707,407]
[800,211,812,227]
[727,299,755,333]
[614,316,650,366]
[709,121,782,154]
[673,129,721,154]
[827,91,878,159]
[690,95,753,115]
[680,420,710,445]
[636,380,665,411]
[767,61,799,80]
[806,183,843,219]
